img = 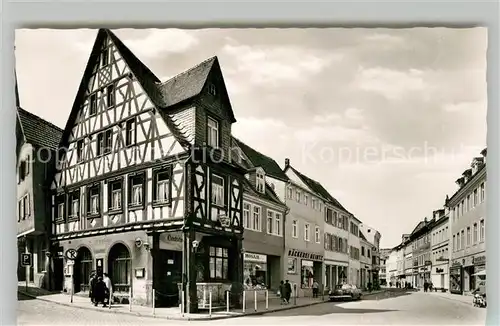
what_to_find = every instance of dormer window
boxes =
[208,83,217,96]
[207,117,219,148]
[256,169,265,193]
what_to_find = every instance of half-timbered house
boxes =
[16,74,63,291]
[49,29,245,312]
[231,138,288,292]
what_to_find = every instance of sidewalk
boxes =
[425,290,474,305]
[18,283,386,321]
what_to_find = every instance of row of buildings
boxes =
[381,148,487,295]
[16,29,382,312]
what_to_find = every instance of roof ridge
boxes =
[233,136,281,165]
[159,56,217,86]
[18,107,64,133]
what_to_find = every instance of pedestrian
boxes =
[89,271,97,304]
[278,281,286,304]
[285,280,292,304]
[103,273,113,306]
[423,281,428,292]
[312,280,319,298]
[93,276,107,307]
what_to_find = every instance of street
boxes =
[18,290,486,325]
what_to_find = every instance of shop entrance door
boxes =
[154,250,182,307]
[440,274,445,289]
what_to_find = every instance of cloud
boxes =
[117,29,199,58]
[365,33,405,44]
[222,43,341,85]
[294,125,379,144]
[443,100,486,113]
[353,67,427,100]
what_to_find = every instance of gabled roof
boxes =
[288,166,349,213]
[17,107,63,151]
[241,177,286,208]
[232,137,289,182]
[60,29,195,150]
[359,231,367,241]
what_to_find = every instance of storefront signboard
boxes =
[473,255,486,266]
[244,252,267,263]
[288,249,323,261]
[159,232,183,251]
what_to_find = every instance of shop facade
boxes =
[324,260,348,290]
[431,263,449,291]
[450,253,485,294]
[285,248,324,297]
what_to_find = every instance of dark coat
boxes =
[93,280,107,303]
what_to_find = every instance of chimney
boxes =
[285,158,290,168]
[424,217,428,223]
[455,177,465,188]
[462,169,472,182]
[444,195,450,207]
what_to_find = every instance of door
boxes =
[53,258,64,291]
[440,274,445,289]
[154,250,182,307]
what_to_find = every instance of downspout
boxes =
[180,146,193,313]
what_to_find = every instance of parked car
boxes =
[329,284,362,301]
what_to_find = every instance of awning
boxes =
[473,270,486,276]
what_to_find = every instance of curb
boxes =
[428,293,476,307]
[19,289,388,321]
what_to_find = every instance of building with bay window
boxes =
[47,29,249,313]
[448,148,487,295]
[231,138,288,292]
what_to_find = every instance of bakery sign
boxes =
[288,249,323,261]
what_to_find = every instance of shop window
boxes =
[209,246,229,281]
[77,247,93,292]
[243,255,267,289]
[301,260,314,288]
[287,258,297,274]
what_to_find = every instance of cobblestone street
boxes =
[18,289,487,325]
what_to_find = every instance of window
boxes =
[256,170,265,193]
[57,202,64,220]
[466,227,471,247]
[211,174,225,206]
[108,244,131,292]
[460,230,465,250]
[107,85,115,107]
[109,180,122,211]
[287,187,293,199]
[104,130,113,154]
[87,185,100,215]
[296,190,301,202]
[208,83,217,96]
[304,194,308,206]
[243,202,251,229]
[124,118,136,147]
[473,223,478,244]
[207,117,219,148]
[267,210,273,234]
[18,161,26,183]
[96,132,104,156]
[101,48,109,66]
[89,94,97,116]
[325,208,332,224]
[315,226,320,243]
[275,213,282,236]
[368,249,371,258]
[480,183,485,202]
[312,198,316,209]
[361,246,365,256]
[154,168,170,204]
[129,174,144,207]
[252,206,261,231]
[209,246,229,280]
[76,140,84,162]
[324,233,331,250]
[304,224,310,241]
[69,191,80,219]
[480,219,485,242]
[473,189,478,207]
[292,220,298,238]
[18,195,29,221]
[333,211,338,226]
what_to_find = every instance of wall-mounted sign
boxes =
[21,253,32,267]
[424,260,432,266]
[160,232,183,251]
[288,249,323,261]
[473,255,486,265]
[135,268,145,279]
[436,268,444,273]
[244,252,267,263]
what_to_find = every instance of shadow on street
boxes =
[17,286,59,301]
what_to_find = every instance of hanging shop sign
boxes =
[287,249,323,261]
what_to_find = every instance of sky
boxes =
[15,28,487,248]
